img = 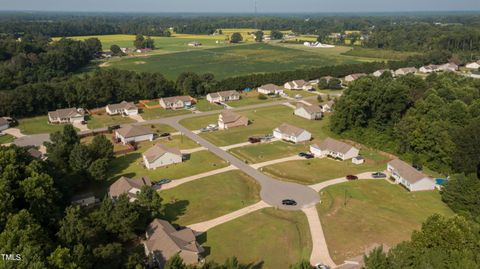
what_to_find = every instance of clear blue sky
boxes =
[1,0,479,13]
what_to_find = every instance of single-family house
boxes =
[436,63,458,72]
[394,67,417,76]
[159,96,195,109]
[273,123,311,143]
[310,137,359,160]
[344,73,367,83]
[320,100,335,113]
[419,64,439,74]
[284,80,313,91]
[106,101,138,116]
[0,117,9,132]
[188,41,202,47]
[372,69,391,77]
[143,144,183,170]
[27,148,45,160]
[294,104,323,120]
[387,159,436,192]
[206,90,240,103]
[48,108,85,124]
[144,219,204,267]
[71,193,98,207]
[115,125,154,144]
[257,84,283,95]
[470,71,480,79]
[218,111,249,130]
[108,176,152,201]
[465,61,480,69]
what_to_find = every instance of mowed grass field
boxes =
[317,180,453,264]
[106,43,371,80]
[18,116,77,134]
[202,208,312,269]
[161,170,261,226]
[229,141,309,164]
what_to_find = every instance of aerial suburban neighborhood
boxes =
[0,2,479,269]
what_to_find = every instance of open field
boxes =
[341,47,419,61]
[229,141,308,164]
[180,105,335,146]
[201,208,311,269]
[140,107,192,120]
[262,157,387,185]
[86,114,135,129]
[106,43,372,80]
[0,134,14,144]
[161,170,260,226]
[18,116,76,135]
[317,180,453,264]
[107,149,228,181]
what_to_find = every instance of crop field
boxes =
[107,43,373,80]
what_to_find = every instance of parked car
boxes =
[298,152,314,159]
[315,264,330,269]
[248,137,262,143]
[152,179,171,189]
[346,175,358,180]
[371,172,387,178]
[298,152,308,157]
[282,199,297,206]
[159,132,170,137]
[109,124,121,130]
[200,128,209,133]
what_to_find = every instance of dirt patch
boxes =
[99,62,110,67]
[134,61,146,65]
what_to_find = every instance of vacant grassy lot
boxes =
[194,99,222,112]
[202,208,312,269]
[317,180,453,264]
[140,108,191,120]
[0,134,14,144]
[229,141,308,164]
[262,157,386,185]
[341,47,419,61]
[161,170,260,226]
[228,92,280,107]
[108,149,228,181]
[107,43,369,80]
[283,89,319,98]
[141,123,177,134]
[181,105,335,146]
[86,114,135,129]
[18,116,75,135]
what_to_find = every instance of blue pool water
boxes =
[435,178,448,185]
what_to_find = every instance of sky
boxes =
[0,0,479,13]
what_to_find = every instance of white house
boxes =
[257,84,283,95]
[436,63,458,72]
[419,65,438,74]
[115,125,154,144]
[294,104,323,120]
[188,41,202,47]
[71,193,98,207]
[344,73,367,83]
[218,110,249,130]
[159,96,195,109]
[0,118,9,132]
[372,69,391,77]
[108,176,152,202]
[309,137,359,160]
[284,80,313,91]
[143,144,183,170]
[465,61,480,69]
[106,101,138,116]
[273,123,311,143]
[320,100,335,113]
[470,71,480,79]
[387,159,436,192]
[352,156,365,165]
[394,67,417,76]
[206,90,240,103]
[48,108,85,123]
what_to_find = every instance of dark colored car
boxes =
[248,137,262,143]
[157,179,171,185]
[299,152,314,159]
[159,132,170,137]
[282,199,297,206]
[109,124,121,130]
[346,175,358,180]
[371,172,387,178]
[298,152,308,157]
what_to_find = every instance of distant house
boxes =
[206,90,240,103]
[108,176,152,201]
[419,65,438,74]
[144,219,204,268]
[470,71,480,79]
[135,48,152,53]
[352,156,365,165]
[310,137,359,161]
[273,123,311,143]
[218,111,249,130]
[106,101,138,116]
[257,84,283,95]
[387,159,435,192]
[372,69,391,77]
[394,67,417,76]
[294,104,323,120]
[143,144,183,170]
[48,108,85,124]
[159,96,195,109]
[465,61,480,69]
[320,100,335,113]
[71,193,98,207]
[115,125,154,144]
[284,80,313,91]
[0,117,9,132]
[27,148,45,160]
[344,73,366,83]
[436,63,458,72]
[188,41,202,47]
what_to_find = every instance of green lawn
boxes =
[181,105,335,146]
[359,148,391,162]
[341,47,420,61]
[229,141,308,164]
[202,208,312,269]
[194,99,222,112]
[262,157,387,185]
[86,114,136,129]
[108,149,228,181]
[107,43,369,80]
[141,123,177,134]
[18,116,75,134]
[283,89,318,98]
[0,134,14,144]
[161,170,260,226]
[317,180,453,264]
[228,92,279,108]
[140,108,191,120]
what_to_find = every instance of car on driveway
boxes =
[282,199,297,206]
[371,172,387,178]
[346,175,358,180]
[315,264,330,269]
[152,179,171,189]
[298,152,314,159]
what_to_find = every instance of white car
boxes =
[315,264,329,269]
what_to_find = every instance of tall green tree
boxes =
[254,31,264,42]
[230,32,243,43]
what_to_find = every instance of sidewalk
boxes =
[302,206,336,268]
[159,165,238,190]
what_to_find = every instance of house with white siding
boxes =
[394,67,417,76]
[294,104,323,120]
[115,125,154,144]
[206,90,240,103]
[387,159,436,192]
[48,108,85,123]
[465,61,480,69]
[159,96,195,109]
[320,100,335,113]
[108,176,152,202]
[143,144,183,169]
[106,101,138,116]
[344,73,366,83]
[0,118,9,132]
[218,111,249,130]
[372,69,391,77]
[284,80,313,91]
[309,137,359,160]
[273,123,311,143]
[257,84,283,95]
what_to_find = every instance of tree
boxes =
[254,31,264,42]
[258,93,267,100]
[218,29,223,35]
[136,186,163,222]
[452,118,480,174]
[230,32,243,43]
[48,246,79,269]
[363,246,390,269]
[270,30,284,40]
[110,45,123,56]
[84,38,102,55]
[69,144,93,173]
[88,158,109,180]
[134,34,145,49]
[289,260,313,269]
[164,254,187,269]
[441,173,480,221]
[89,135,114,160]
